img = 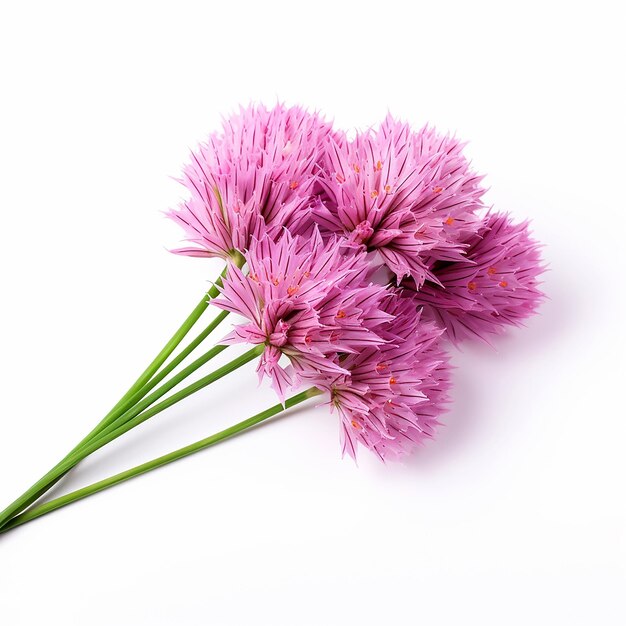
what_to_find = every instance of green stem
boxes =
[0,309,231,528]
[83,268,230,442]
[136,310,230,400]
[84,343,230,449]
[0,256,241,530]
[0,345,263,531]
[0,388,320,534]
[0,344,265,528]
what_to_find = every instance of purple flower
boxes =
[310,293,451,461]
[410,213,545,344]
[212,229,392,401]
[312,115,486,285]
[168,104,334,260]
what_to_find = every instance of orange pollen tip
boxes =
[289,180,299,190]
[444,216,455,226]
[499,280,508,288]
[272,278,280,286]
[351,420,361,429]
[389,376,397,385]
[384,185,391,193]
[375,160,382,171]
[433,186,443,194]
[303,271,311,278]
[249,273,258,282]
[336,309,346,319]
[376,362,388,372]
[370,190,379,198]
[468,281,477,291]
[305,336,312,345]
[487,267,497,276]
[353,164,360,173]
[287,285,299,296]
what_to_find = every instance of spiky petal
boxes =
[168,103,334,260]
[410,213,545,344]
[313,114,486,285]
[309,292,452,461]
[212,229,392,401]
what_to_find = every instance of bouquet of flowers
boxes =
[0,104,544,534]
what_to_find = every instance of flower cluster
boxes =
[168,103,334,261]
[212,229,391,401]
[310,294,451,461]
[171,104,545,460]
[408,213,545,344]
[312,115,486,285]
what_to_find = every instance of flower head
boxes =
[310,292,451,461]
[212,229,392,400]
[168,103,334,260]
[313,114,486,285]
[409,213,545,344]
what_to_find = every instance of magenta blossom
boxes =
[312,115,486,285]
[168,103,334,261]
[308,293,451,461]
[212,229,393,401]
[410,213,545,344]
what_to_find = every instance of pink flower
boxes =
[310,293,451,461]
[212,229,392,401]
[168,104,334,260]
[409,213,545,344]
[312,115,486,285]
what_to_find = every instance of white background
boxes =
[1,1,624,624]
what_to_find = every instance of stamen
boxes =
[433,186,443,194]
[336,174,345,184]
[370,190,379,199]
[444,216,455,226]
[351,420,362,430]
[467,281,477,292]
[487,267,497,276]
[389,376,397,385]
[289,180,299,190]
[384,185,391,193]
[375,160,382,171]
[353,164,360,173]
[287,285,299,296]
[499,280,508,288]
[336,310,346,319]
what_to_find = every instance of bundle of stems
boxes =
[0,266,319,534]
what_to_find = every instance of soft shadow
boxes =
[400,262,580,472]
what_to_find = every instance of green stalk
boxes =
[83,343,230,449]
[0,388,320,534]
[0,309,231,527]
[82,266,232,442]
[134,310,230,400]
[0,345,262,530]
